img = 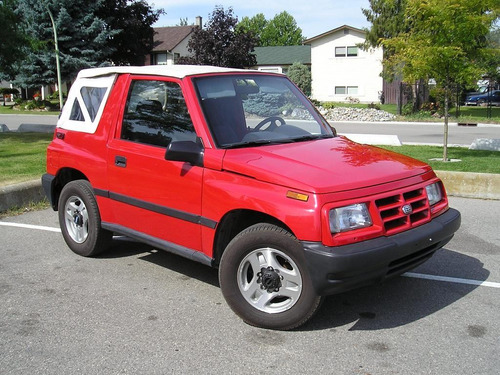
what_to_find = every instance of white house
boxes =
[304,25,383,103]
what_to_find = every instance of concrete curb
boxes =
[436,171,500,200]
[1,171,499,213]
[0,180,46,213]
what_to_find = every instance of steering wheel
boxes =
[254,116,286,131]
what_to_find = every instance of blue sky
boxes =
[152,0,372,39]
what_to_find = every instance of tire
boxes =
[219,223,323,330]
[58,180,112,257]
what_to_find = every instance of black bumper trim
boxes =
[41,173,56,210]
[301,208,461,296]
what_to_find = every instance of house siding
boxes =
[307,28,383,103]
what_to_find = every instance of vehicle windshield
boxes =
[194,74,335,148]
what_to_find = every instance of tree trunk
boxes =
[443,88,449,162]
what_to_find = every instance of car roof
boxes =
[76,65,259,79]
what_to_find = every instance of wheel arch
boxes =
[51,168,89,210]
[212,209,294,267]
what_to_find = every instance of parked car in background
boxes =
[465,90,500,106]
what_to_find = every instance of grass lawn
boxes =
[0,133,53,185]
[0,133,498,190]
[380,145,500,174]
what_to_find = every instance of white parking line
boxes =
[403,272,500,288]
[1,221,499,289]
[0,222,61,233]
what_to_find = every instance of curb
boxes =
[0,180,46,213]
[1,171,499,214]
[436,171,500,200]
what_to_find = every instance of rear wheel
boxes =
[58,180,112,257]
[219,223,322,330]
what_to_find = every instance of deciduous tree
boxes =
[237,11,304,46]
[382,0,499,161]
[183,6,257,68]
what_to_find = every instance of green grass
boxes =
[0,134,498,191]
[0,132,52,185]
[380,145,500,174]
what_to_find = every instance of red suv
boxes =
[42,66,461,330]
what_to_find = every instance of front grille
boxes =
[375,187,430,235]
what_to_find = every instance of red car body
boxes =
[43,66,460,329]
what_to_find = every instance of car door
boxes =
[106,76,204,252]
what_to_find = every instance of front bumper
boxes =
[302,208,461,296]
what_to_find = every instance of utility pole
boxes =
[45,4,64,110]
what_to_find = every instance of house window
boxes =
[335,47,346,57]
[335,86,346,95]
[347,46,358,57]
[155,53,167,65]
[335,86,359,95]
[335,46,358,57]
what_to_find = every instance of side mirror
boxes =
[165,140,204,167]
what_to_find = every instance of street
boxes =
[1,196,499,374]
[1,114,500,146]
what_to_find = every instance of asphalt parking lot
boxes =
[1,196,499,375]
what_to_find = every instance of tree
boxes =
[362,0,408,52]
[382,0,500,161]
[236,13,267,44]
[96,0,164,66]
[287,62,311,96]
[182,6,257,68]
[0,0,28,81]
[260,11,304,46]
[14,0,118,87]
[237,11,304,47]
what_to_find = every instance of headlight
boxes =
[329,203,372,233]
[426,183,443,206]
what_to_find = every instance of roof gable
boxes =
[304,25,366,44]
[153,26,195,52]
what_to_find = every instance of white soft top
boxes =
[76,65,255,79]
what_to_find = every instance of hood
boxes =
[222,137,431,194]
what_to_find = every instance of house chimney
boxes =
[195,16,202,28]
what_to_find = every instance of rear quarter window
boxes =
[58,75,115,133]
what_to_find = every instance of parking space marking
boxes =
[2,222,499,289]
[0,222,61,233]
[403,272,500,288]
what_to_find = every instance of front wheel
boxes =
[219,223,322,330]
[58,180,112,257]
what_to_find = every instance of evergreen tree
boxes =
[287,62,311,96]
[183,6,257,68]
[97,0,164,66]
[0,0,28,81]
[15,0,117,87]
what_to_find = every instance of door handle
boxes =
[115,155,127,168]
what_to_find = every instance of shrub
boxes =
[368,102,381,110]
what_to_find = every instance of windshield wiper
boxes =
[289,134,334,142]
[222,138,293,149]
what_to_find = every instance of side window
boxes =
[121,80,197,147]
[68,86,107,122]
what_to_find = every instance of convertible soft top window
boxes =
[194,74,334,148]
